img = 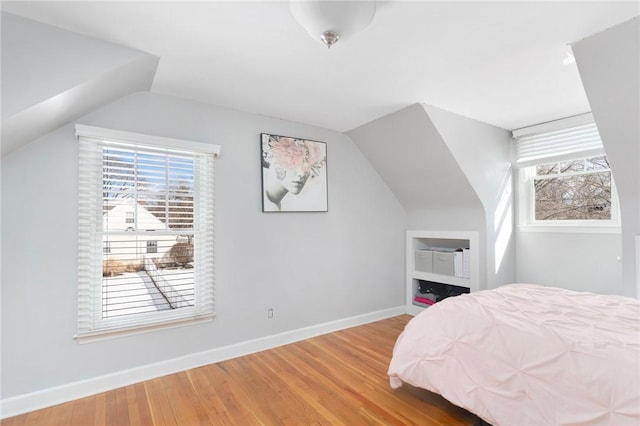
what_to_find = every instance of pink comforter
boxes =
[388,284,640,425]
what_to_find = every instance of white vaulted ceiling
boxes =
[2,1,638,133]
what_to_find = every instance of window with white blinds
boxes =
[513,114,619,229]
[513,113,604,167]
[76,125,220,340]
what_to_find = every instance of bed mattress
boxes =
[388,284,640,425]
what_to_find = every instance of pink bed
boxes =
[388,284,640,425]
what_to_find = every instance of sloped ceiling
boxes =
[348,103,481,211]
[2,1,638,134]
[1,12,159,155]
[421,104,513,213]
[572,17,640,297]
[572,17,639,225]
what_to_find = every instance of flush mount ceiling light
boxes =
[289,1,376,49]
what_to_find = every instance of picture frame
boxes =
[261,133,328,212]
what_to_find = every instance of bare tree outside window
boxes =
[533,156,612,221]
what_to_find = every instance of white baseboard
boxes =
[0,306,405,419]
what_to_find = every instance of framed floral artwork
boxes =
[261,133,328,212]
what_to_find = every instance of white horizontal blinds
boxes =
[77,125,218,337]
[103,144,195,232]
[102,142,197,319]
[514,114,605,167]
[78,138,104,335]
[193,154,215,317]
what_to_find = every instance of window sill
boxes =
[74,314,214,344]
[517,224,621,234]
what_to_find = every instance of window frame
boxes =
[75,124,220,342]
[514,114,620,233]
[517,159,621,233]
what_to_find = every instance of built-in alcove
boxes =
[406,230,479,315]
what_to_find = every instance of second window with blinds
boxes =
[76,125,220,341]
[514,113,620,230]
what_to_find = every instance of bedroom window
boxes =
[76,124,220,341]
[514,113,620,231]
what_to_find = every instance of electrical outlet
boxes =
[268,308,274,319]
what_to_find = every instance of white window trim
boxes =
[512,112,595,139]
[516,161,621,234]
[75,124,221,155]
[75,124,220,343]
[514,114,621,233]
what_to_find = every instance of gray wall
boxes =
[514,190,624,296]
[573,17,639,297]
[422,104,515,289]
[1,91,406,398]
[515,17,638,297]
[348,103,515,290]
[516,232,622,293]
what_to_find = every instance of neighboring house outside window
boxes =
[76,124,220,341]
[513,113,620,232]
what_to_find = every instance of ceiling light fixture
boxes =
[289,1,376,49]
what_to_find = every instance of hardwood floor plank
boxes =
[281,342,397,424]
[162,372,211,426]
[20,410,44,426]
[293,339,422,424]
[261,350,345,424]
[222,354,328,425]
[68,395,96,426]
[186,364,262,425]
[92,393,106,426]
[248,350,337,425]
[123,383,151,426]
[105,386,129,426]
[144,378,177,426]
[3,315,476,425]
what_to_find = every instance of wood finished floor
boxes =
[2,315,476,425]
